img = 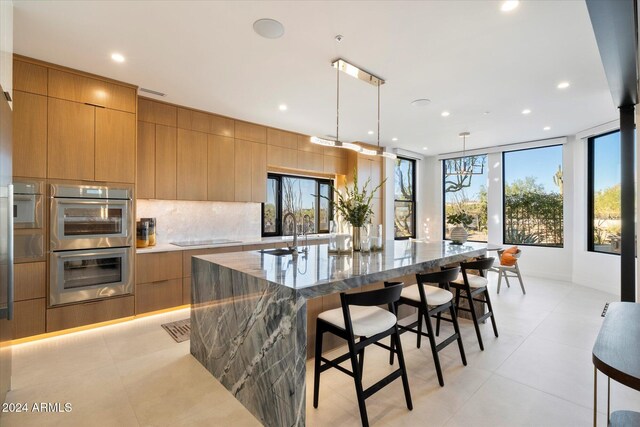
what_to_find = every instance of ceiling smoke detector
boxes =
[253,18,285,39]
[335,35,344,43]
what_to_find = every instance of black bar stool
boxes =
[449,257,498,351]
[313,284,413,427]
[384,267,467,387]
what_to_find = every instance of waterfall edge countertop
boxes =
[190,240,487,427]
[192,240,487,299]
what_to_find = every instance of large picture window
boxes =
[262,173,333,237]
[394,157,416,239]
[503,145,563,247]
[443,155,488,242]
[588,130,621,254]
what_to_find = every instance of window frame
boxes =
[587,129,621,255]
[441,154,489,243]
[501,144,564,248]
[394,156,417,240]
[261,173,333,237]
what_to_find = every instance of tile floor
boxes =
[2,275,639,426]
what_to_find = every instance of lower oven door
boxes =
[50,247,134,306]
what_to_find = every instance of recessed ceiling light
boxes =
[522,109,531,115]
[411,99,431,107]
[543,126,551,131]
[111,53,125,63]
[441,111,450,117]
[392,137,398,142]
[483,111,491,115]
[557,81,570,89]
[278,104,287,111]
[367,130,374,135]
[501,1,519,12]
[253,18,285,39]
[423,147,428,150]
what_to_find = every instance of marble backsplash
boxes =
[136,200,262,244]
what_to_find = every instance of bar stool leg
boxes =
[313,323,324,408]
[423,310,445,386]
[347,340,369,427]
[484,288,499,337]
[497,270,503,294]
[392,327,413,410]
[416,308,423,349]
[435,311,442,337]
[450,302,467,366]
[466,287,485,351]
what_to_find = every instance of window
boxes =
[443,155,488,242]
[503,145,563,247]
[262,173,333,237]
[588,130,621,254]
[394,157,416,239]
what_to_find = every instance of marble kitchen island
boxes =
[190,240,487,426]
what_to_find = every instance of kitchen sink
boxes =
[259,248,297,256]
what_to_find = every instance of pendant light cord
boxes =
[336,62,340,143]
[377,81,381,149]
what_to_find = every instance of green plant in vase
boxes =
[447,210,473,244]
[321,167,385,251]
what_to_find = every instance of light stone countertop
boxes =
[193,240,488,299]
[135,234,330,254]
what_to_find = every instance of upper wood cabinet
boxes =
[136,121,156,199]
[267,145,297,169]
[297,134,323,154]
[267,128,297,149]
[235,121,266,143]
[95,108,135,183]
[210,114,234,137]
[208,135,235,202]
[47,98,95,181]
[48,69,136,113]
[13,60,47,96]
[177,128,208,200]
[298,151,324,172]
[138,98,176,126]
[177,107,209,133]
[251,142,267,202]
[13,90,47,178]
[234,139,253,202]
[155,125,177,200]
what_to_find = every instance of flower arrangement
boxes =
[321,168,385,227]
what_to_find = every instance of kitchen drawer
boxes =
[13,298,46,339]
[136,251,182,284]
[14,261,46,301]
[135,279,183,314]
[48,68,136,113]
[182,246,243,277]
[46,295,134,332]
[183,277,191,305]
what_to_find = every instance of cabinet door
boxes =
[95,108,135,183]
[235,121,266,143]
[138,98,177,126]
[298,151,323,172]
[267,128,297,149]
[156,125,177,200]
[48,69,136,113]
[177,128,207,200]
[267,145,297,169]
[13,60,47,96]
[13,90,47,178]
[208,134,235,201]
[48,98,95,180]
[251,141,267,202]
[137,121,155,198]
[234,139,253,202]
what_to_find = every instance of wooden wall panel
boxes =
[13,60,47,95]
[155,125,177,200]
[136,121,156,199]
[12,91,47,178]
[235,121,266,143]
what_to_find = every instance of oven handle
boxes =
[52,198,131,206]
[53,248,130,259]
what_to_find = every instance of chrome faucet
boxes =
[283,212,298,252]
[302,214,311,251]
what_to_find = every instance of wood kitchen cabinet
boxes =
[12,90,47,178]
[155,125,177,200]
[267,128,298,149]
[208,134,235,202]
[13,299,46,339]
[12,261,46,338]
[95,108,136,183]
[48,97,136,183]
[234,138,253,202]
[136,251,183,314]
[47,97,95,181]
[13,59,47,96]
[138,97,177,126]
[251,141,267,202]
[136,121,156,199]
[177,128,208,200]
[267,145,298,169]
[47,296,134,332]
[235,121,266,143]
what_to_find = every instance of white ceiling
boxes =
[13,0,616,155]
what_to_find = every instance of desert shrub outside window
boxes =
[443,155,488,242]
[503,145,564,247]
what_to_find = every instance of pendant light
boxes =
[451,131,482,176]
[359,80,396,159]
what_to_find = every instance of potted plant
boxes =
[321,168,385,251]
[447,210,473,244]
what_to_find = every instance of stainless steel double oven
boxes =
[49,184,134,306]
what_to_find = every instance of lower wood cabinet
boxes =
[46,296,134,332]
[13,299,46,339]
[135,279,183,314]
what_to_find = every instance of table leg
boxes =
[594,366,597,427]
[607,376,611,425]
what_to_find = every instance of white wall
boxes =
[418,123,625,296]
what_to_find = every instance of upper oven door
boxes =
[50,198,133,251]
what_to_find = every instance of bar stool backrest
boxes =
[416,267,460,287]
[460,257,495,278]
[340,284,403,338]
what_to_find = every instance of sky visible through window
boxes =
[503,146,563,192]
